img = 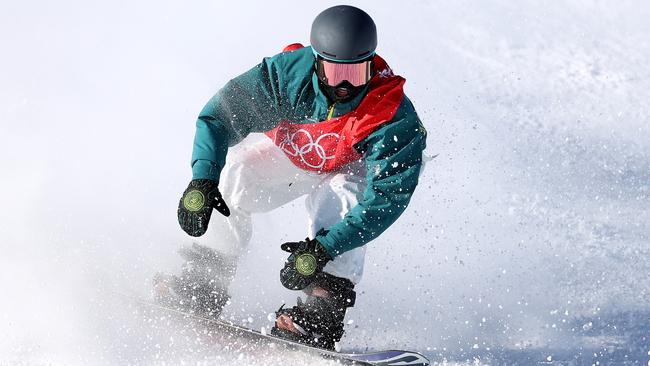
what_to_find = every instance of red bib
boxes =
[265,48,406,173]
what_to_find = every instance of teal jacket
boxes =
[190,46,426,258]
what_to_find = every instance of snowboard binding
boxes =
[271,272,356,351]
[153,243,235,320]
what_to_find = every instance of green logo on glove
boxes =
[183,190,205,212]
[295,253,317,276]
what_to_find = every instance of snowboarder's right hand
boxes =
[177,179,230,237]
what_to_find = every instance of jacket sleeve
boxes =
[315,97,427,257]
[191,57,286,182]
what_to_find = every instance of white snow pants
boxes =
[204,136,367,285]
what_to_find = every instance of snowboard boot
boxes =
[153,243,236,320]
[271,272,356,351]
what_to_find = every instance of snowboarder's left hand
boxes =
[280,238,332,290]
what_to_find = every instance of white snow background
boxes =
[0,0,649,365]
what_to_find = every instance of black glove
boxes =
[177,179,230,237]
[280,237,332,290]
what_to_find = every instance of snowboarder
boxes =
[160,5,427,351]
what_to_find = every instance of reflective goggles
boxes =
[315,57,373,87]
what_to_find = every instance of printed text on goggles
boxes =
[316,58,373,87]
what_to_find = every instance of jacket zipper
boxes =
[326,103,336,120]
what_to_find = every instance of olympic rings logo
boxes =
[276,127,340,170]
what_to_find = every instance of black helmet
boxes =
[310,5,377,62]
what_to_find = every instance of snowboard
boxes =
[117,292,430,366]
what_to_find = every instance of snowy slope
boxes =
[0,0,648,365]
